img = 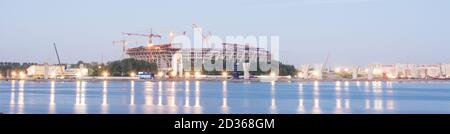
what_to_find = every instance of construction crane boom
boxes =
[53,43,64,78]
[123,28,161,46]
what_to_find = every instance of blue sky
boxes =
[1,0,449,66]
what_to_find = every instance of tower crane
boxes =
[123,28,161,47]
[192,24,212,48]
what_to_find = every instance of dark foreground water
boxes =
[1,80,449,114]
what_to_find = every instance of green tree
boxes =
[106,58,158,76]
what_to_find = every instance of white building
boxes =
[27,64,88,78]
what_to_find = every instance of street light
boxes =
[335,68,341,73]
[19,71,26,79]
[171,71,177,77]
[103,71,109,77]
[158,72,164,77]
[195,72,201,78]
[130,72,136,77]
[222,72,228,78]
[184,72,191,78]
[11,71,17,78]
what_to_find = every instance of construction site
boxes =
[1,24,449,82]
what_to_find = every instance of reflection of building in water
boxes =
[312,81,321,114]
[74,81,87,114]
[221,81,229,114]
[335,81,343,114]
[9,80,16,113]
[167,81,177,114]
[17,80,25,114]
[183,81,191,113]
[270,81,277,114]
[143,81,154,114]
[49,81,56,114]
[157,81,163,107]
[144,81,154,106]
[364,81,395,112]
[129,81,136,114]
[193,81,202,114]
[101,81,108,114]
[297,83,305,113]
[344,81,349,91]
[130,81,135,105]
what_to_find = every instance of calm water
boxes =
[1,80,449,114]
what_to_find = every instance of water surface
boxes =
[1,80,449,114]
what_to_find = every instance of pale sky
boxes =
[1,0,449,66]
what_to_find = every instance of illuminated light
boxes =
[98,66,102,69]
[298,72,303,78]
[50,72,56,78]
[344,68,349,72]
[364,69,369,72]
[103,72,109,77]
[169,32,174,37]
[222,72,228,77]
[11,72,17,77]
[387,74,396,79]
[270,72,276,77]
[184,72,191,77]
[19,71,26,79]
[171,71,177,77]
[195,72,201,78]
[147,43,154,47]
[335,68,341,73]
[312,71,319,76]
[129,72,136,77]
[157,72,163,77]
[373,69,382,75]
[75,72,82,78]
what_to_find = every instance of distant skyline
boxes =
[1,0,449,66]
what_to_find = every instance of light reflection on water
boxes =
[1,80,450,114]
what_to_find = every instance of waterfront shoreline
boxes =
[1,77,450,83]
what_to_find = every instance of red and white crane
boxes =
[123,29,161,47]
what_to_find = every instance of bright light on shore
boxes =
[75,72,82,78]
[171,71,177,77]
[158,72,163,77]
[195,72,201,78]
[344,68,349,72]
[19,71,26,79]
[298,72,303,78]
[222,72,228,77]
[11,71,17,77]
[103,71,109,77]
[313,71,319,76]
[373,69,382,75]
[270,72,276,77]
[184,72,191,77]
[50,72,56,78]
[335,68,341,73]
[130,72,136,77]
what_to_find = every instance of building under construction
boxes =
[126,43,271,73]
